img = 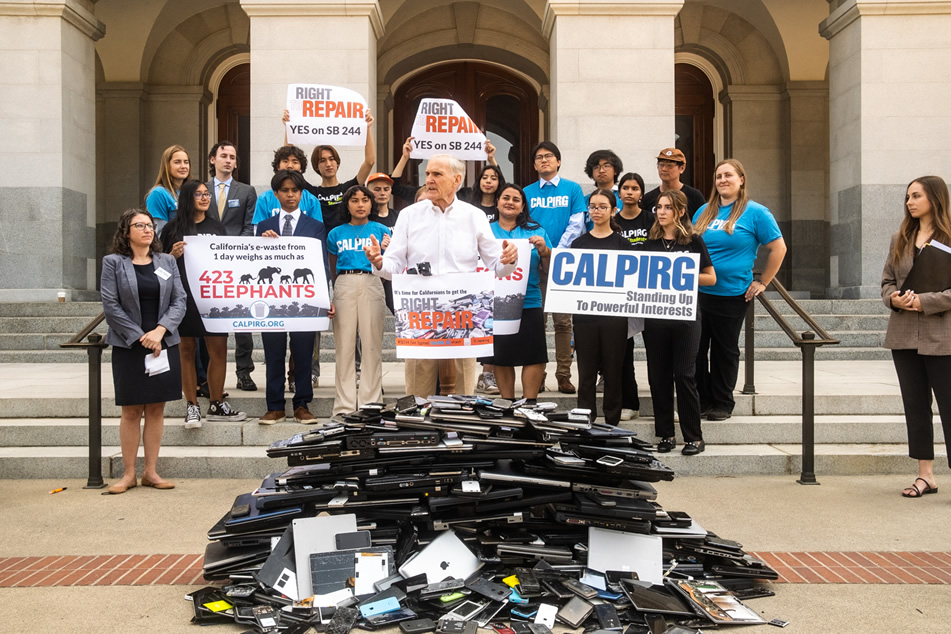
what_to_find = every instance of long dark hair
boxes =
[492,184,540,230]
[342,184,375,221]
[469,165,505,205]
[590,189,621,233]
[648,189,693,245]
[111,208,161,256]
[890,175,951,266]
[162,179,206,249]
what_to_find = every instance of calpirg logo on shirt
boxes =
[336,237,376,251]
[530,195,569,209]
[709,218,728,231]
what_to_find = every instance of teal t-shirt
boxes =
[489,223,551,309]
[693,200,782,296]
[145,187,177,222]
[252,189,323,226]
[327,221,390,273]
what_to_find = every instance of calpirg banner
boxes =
[544,249,701,321]
[392,272,494,359]
[285,84,368,146]
[182,235,332,332]
[409,98,488,161]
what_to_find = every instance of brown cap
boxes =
[365,172,393,185]
[656,148,686,164]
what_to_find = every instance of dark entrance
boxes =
[216,63,251,185]
[393,62,539,187]
[675,63,715,198]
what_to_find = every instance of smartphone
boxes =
[252,605,280,632]
[556,596,593,628]
[400,618,437,634]
[327,607,360,634]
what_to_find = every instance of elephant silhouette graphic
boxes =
[280,275,292,284]
[257,266,281,283]
[238,274,253,284]
[293,268,314,284]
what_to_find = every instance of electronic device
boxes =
[326,607,360,634]
[534,603,558,629]
[556,596,593,628]
[400,618,437,633]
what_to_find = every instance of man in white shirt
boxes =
[365,154,517,397]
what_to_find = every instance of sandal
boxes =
[902,477,938,498]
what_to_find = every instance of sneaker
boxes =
[196,382,210,399]
[258,410,286,425]
[184,402,202,429]
[596,375,605,393]
[620,408,639,421]
[207,400,247,422]
[312,374,320,388]
[294,406,318,424]
[476,372,500,395]
[236,374,257,391]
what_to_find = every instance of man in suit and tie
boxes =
[256,169,334,424]
[207,141,258,391]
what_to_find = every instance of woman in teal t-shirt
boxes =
[145,144,191,235]
[327,185,390,415]
[692,159,786,421]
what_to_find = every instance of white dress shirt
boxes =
[374,197,516,280]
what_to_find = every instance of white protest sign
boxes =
[544,249,700,321]
[476,239,531,336]
[285,84,367,146]
[409,98,487,161]
[183,235,331,332]
[392,272,494,359]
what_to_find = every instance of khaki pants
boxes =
[404,358,477,398]
[539,274,574,379]
[331,274,385,415]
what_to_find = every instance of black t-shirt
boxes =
[615,209,655,248]
[642,234,713,326]
[570,231,634,323]
[308,177,357,235]
[369,207,399,228]
[161,215,226,299]
[640,184,707,217]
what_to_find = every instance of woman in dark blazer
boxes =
[101,209,186,494]
[882,175,951,498]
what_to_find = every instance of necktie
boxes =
[282,214,293,236]
[217,183,227,212]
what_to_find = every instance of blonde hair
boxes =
[694,158,748,236]
[151,145,190,196]
[648,189,693,245]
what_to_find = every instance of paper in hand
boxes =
[144,348,170,376]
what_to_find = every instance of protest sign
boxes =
[392,272,494,359]
[476,239,531,335]
[285,84,368,146]
[409,98,487,161]
[183,235,331,333]
[544,249,700,321]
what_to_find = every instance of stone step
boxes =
[1,443,943,479]
[751,314,888,331]
[0,415,923,447]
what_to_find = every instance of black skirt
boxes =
[493,307,548,367]
[112,342,183,406]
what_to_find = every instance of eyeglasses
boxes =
[194,192,212,199]
[588,205,612,212]
[131,222,155,231]
[534,153,556,162]
[594,163,613,172]
[657,159,683,168]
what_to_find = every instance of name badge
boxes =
[154,267,171,281]
[228,199,240,208]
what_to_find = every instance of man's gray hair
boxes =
[429,154,466,180]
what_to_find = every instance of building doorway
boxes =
[217,63,251,185]
[675,63,715,198]
[393,62,539,188]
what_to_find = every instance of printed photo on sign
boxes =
[476,239,530,336]
[183,235,331,333]
[392,272,494,359]
[409,98,487,161]
[544,249,700,321]
[285,84,368,146]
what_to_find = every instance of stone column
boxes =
[0,0,104,301]
[821,0,951,298]
[543,0,684,184]
[240,0,383,188]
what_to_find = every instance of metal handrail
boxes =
[742,278,839,486]
[59,312,108,489]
